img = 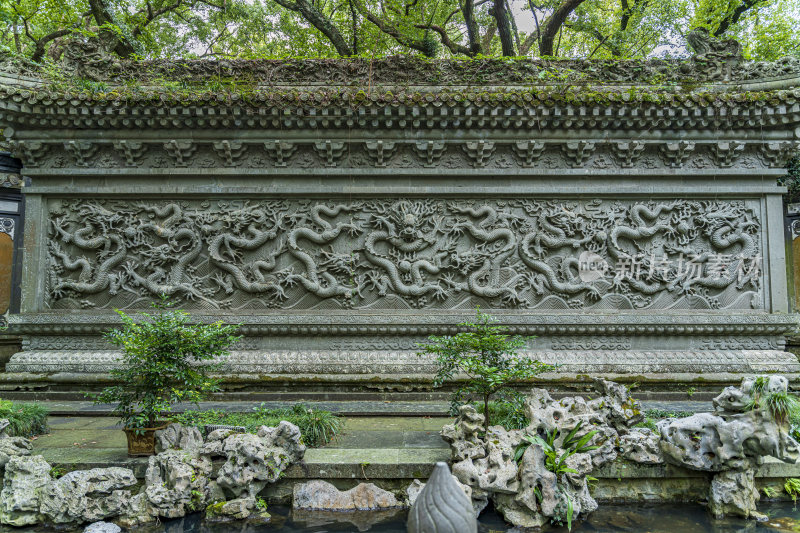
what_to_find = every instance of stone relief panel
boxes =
[45,198,763,311]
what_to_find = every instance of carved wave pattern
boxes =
[45,198,763,311]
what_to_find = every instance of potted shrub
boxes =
[93,301,240,456]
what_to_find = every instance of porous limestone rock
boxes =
[0,455,51,526]
[215,428,302,499]
[154,423,204,454]
[407,462,477,533]
[205,496,256,520]
[83,521,122,533]
[144,450,212,518]
[442,378,645,529]
[449,423,521,495]
[117,492,155,529]
[293,480,403,511]
[708,469,762,520]
[619,428,663,465]
[659,375,800,519]
[0,419,32,471]
[40,467,137,525]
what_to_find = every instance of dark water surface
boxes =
[141,502,800,533]
[4,503,800,532]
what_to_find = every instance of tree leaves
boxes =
[91,299,241,430]
[2,0,796,61]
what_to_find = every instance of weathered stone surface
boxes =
[154,423,204,454]
[659,375,800,519]
[40,467,136,525]
[83,521,122,533]
[0,455,51,526]
[144,450,212,518]
[0,419,32,472]
[619,428,663,465]
[293,481,403,511]
[408,462,477,533]
[659,408,799,471]
[117,492,154,529]
[215,424,304,500]
[708,469,761,519]
[206,497,255,520]
[0,437,31,470]
[443,379,647,528]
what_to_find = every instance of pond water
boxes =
[4,502,800,532]
[141,502,800,533]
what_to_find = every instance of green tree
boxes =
[92,301,241,431]
[1,0,798,61]
[418,309,553,436]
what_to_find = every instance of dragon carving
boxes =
[46,198,763,311]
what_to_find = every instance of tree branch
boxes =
[539,0,587,56]
[414,24,471,54]
[271,0,353,56]
[354,0,436,56]
[713,0,764,36]
[131,0,184,38]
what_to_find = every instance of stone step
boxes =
[13,398,715,418]
[0,371,783,402]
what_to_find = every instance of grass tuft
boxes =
[174,403,341,447]
[473,398,529,430]
[0,400,48,437]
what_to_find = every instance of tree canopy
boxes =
[1,0,798,63]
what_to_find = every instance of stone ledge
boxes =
[31,447,800,504]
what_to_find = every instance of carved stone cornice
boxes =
[5,138,796,173]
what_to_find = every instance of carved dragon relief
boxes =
[45,198,763,311]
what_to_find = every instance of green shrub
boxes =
[0,400,48,437]
[418,309,552,435]
[91,300,240,432]
[175,403,341,447]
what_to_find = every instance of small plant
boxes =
[418,309,553,436]
[255,496,268,512]
[634,418,659,432]
[473,393,529,430]
[49,466,67,479]
[744,384,800,427]
[513,422,599,532]
[0,400,48,437]
[762,485,779,498]
[785,478,800,503]
[764,392,800,426]
[514,420,599,468]
[686,387,696,399]
[92,300,240,432]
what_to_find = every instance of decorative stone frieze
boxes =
[2,139,795,172]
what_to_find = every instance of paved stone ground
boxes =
[30,400,711,472]
[31,415,452,472]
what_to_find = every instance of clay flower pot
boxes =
[123,422,169,456]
